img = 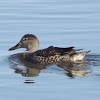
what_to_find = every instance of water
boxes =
[0,0,100,100]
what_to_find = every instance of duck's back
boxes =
[35,46,75,56]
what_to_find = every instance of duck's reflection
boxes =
[24,80,35,84]
[56,61,90,77]
[8,54,95,78]
[9,54,51,77]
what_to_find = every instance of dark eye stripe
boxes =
[23,38,27,41]
[23,38,33,41]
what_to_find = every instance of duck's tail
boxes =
[70,50,91,61]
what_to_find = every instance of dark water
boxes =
[0,0,100,100]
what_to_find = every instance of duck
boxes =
[8,34,90,64]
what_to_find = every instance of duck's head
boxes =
[9,34,40,52]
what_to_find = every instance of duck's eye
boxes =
[23,38,27,41]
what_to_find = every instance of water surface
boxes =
[0,0,100,100]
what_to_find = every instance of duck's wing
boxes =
[34,46,77,57]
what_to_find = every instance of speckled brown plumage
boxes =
[24,46,77,64]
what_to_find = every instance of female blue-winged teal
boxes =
[9,34,90,64]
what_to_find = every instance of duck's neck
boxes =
[24,47,39,53]
[27,47,38,53]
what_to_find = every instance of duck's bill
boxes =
[8,42,21,51]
